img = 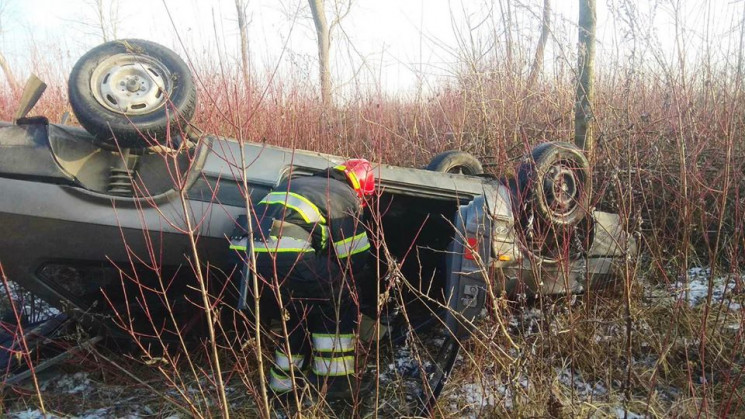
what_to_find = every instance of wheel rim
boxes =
[90,53,172,115]
[542,163,580,217]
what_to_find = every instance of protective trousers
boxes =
[269,293,357,393]
[250,249,358,394]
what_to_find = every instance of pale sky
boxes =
[0,0,743,95]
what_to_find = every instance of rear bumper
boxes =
[495,256,630,296]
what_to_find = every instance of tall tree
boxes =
[77,0,120,42]
[0,51,18,92]
[527,0,551,89]
[0,1,18,93]
[308,0,331,107]
[235,0,251,89]
[498,0,514,71]
[306,0,353,108]
[575,0,596,158]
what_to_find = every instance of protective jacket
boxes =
[230,169,371,394]
[231,169,370,287]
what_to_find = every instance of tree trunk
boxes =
[235,0,251,90]
[84,0,119,42]
[308,0,331,107]
[498,0,514,71]
[738,0,745,83]
[574,0,596,158]
[96,0,109,42]
[527,0,551,89]
[0,51,19,93]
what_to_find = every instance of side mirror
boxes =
[14,74,47,122]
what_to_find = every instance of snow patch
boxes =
[8,408,176,419]
[40,371,92,394]
[671,267,743,310]
[8,410,50,419]
[612,407,645,418]
[0,280,60,322]
[557,368,607,397]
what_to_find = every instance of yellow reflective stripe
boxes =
[333,232,370,258]
[230,237,247,251]
[335,165,360,189]
[311,333,355,353]
[274,351,305,371]
[259,192,327,224]
[254,248,313,253]
[312,356,355,377]
[319,225,329,250]
[269,369,294,392]
[254,236,313,253]
[231,236,313,253]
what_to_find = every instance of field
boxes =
[2,1,745,418]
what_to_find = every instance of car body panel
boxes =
[0,121,487,327]
[0,119,635,338]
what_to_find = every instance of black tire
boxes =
[68,39,197,149]
[517,142,591,227]
[426,151,483,175]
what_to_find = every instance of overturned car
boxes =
[0,40,636,410]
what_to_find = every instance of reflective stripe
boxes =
[229,237,247,251]
[253,236,314,253]
[318,225,329,250]
[333,232,370,258]
[334,165,360,190]
[269,369,294,392]
[269,219,311,240]
[312,333,355,353]
[275,351,305,371]
[259,192,327,224]
[271,219,329,251]
[232,236,313,253]
[312,355,355,377]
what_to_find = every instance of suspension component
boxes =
[108,149,140,196]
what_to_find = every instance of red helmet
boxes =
[335,159,375,200]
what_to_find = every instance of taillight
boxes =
[464,237,478,260]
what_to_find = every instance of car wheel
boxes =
[426,151,484,175]
[68,39,197,149]
[518,142,591,228]
[515,142,591,260]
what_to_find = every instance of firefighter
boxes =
[230,159,375,400]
